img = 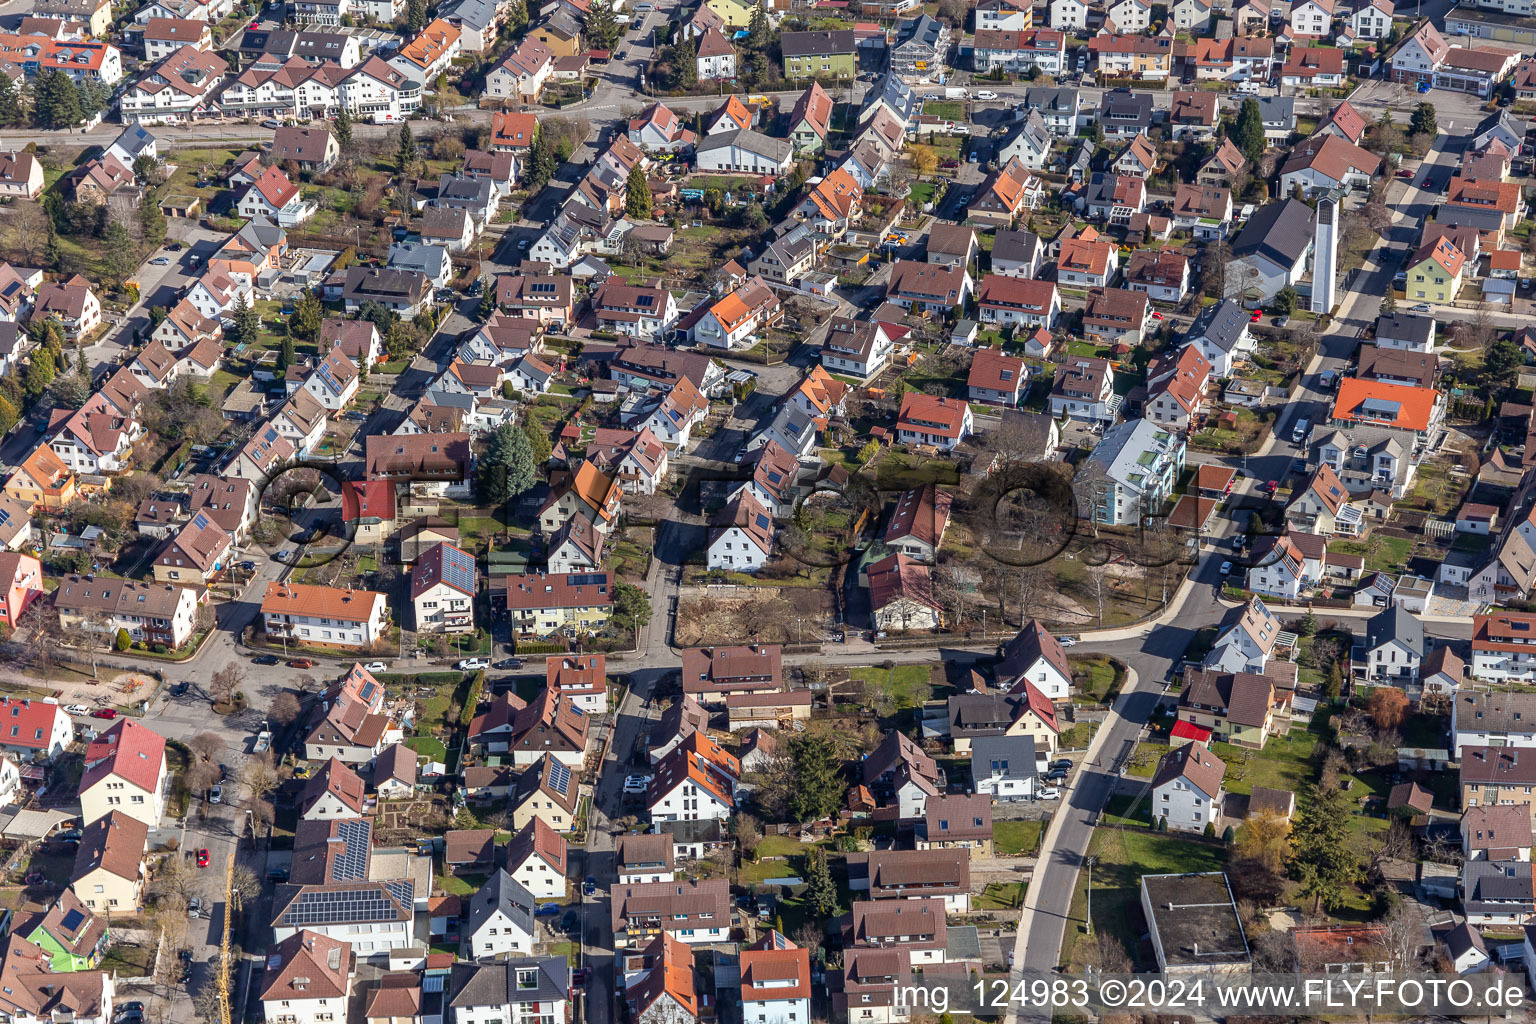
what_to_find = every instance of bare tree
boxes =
[240,753,279,797]
[188,732,222,764]
[1,201,50,266]
[185,760,219,797]
[210,662,244,705]
[268,691,302,727]
[230,865,259,911]
[152,856,204,905]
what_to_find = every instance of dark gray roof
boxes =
[463,869,537,941]
[237,28,297,55]
[294,32,351,58]
[1101,89,1154,125]
[1374,312,1434,348]
[1230,199,1314,272]
[780,29,856,55]
[1462,859,1533,906]
[1472,109,1524,147]
[1188,298,1250,354]
[969,735,1038,785]
[861,71,917,123]
[1364,604,1424,658]
[895,13,945,49]
[654,818,727,844]
[449,957,567,1008]
[1434,204,1506,233]
[991,228,1041,264]
[697,129,792,163]
[1023,86,1078,114]
[1255,95,1294,126]
[1443,921,1487,960]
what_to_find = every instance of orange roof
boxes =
[740,940,811,1003]
[261,581,385,622]
[1490,249,1523,271]
[1410,235,1466,279]
[491,111,537,149]
[1059,238,1114,276]
[397,18,459,69]
[1331,378,1439,431]
[803,168,861,222]
[14,445,72,491]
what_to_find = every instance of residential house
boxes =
[1151,741,1226,832]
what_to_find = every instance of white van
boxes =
[1235,81,1262,95]
[1291,418,1310,444]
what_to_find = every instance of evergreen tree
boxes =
[1231,96,1265,165]
[786,732,842,822]
[479,421,537,503]
[76,349,88,377]
[477,285,497,321]
[506,0,527,30]
[101,222,134,289]
[1410,101,1437,138]
[522,420,552,463]
[624,165,652,219]
[1290,785,1358,913]
[278,335,296,371]
[231,294,260,349]
[290,292,322,340]
[75,78,105,119]
[583,0,620,52]
[32,69,80,130]
[526,133,558,189]
[23,347,54,400]
[672,32,698,87]
[746,0,770,50]
[334,104,354,150]
[1381,289,1397,315]
[395,122,418,177]
[138,199,167,250]
[406,0,428,31]
[0,74,22,128]
[804,848,837,918]
[0,395,17,436]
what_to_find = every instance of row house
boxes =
[389,18,461,83]
[592,279,679,341]
[971,27,1065,75]
[0,33,122,87]
[484,35,554,102]
[1088,34,1172,79]
[976,275,1058,331]
[53,575,201,649]
[119,44,226,124]
[1124,249,1190,303]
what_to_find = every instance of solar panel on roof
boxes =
[755,514,771,530]
[548,760,572,795]
[442,547,475,594]
[60,909,84,932]
[192,512,209,530]
[568,573,605,586]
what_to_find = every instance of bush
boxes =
[114,628,131,652]
[150,643,166,654]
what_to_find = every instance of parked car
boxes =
[363,662,389,672]
[1049,759,1072,771]
[149,256,170,266]
[261,119,281,129]
[494,658,524,669]
[1037,786,1061,800]
[118,1004,144,1015]
[64,704,88,715]
[535,902,561,916]
[209,784,222,804]
[583,877,597,896]
[1410,303,1432,312]
[1249,309,1263,322]
[253,654,279,666]
[196,848,210,867]
[1058,637,1078,648]
[571,968,590,988]
[456,658,491,671]
[91,709,117,720]
[1264,480,1279,494]
[22,872,44,885]
[1220,561,1233,576]
[288,658,315,669]
[55,829,81,842]
[189,896,204,918]
[1042,768,1068,782]
[623,775,649,793]
[1274,315,1290,327]
[976,89,998,100]
[560,910,578,933]
[237,560,256,571]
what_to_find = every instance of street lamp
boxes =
[1085,855,1096,936]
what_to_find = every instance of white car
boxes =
[1220,561,1233,576]
[975,90,998,100]
[1058,637,1078,648]
[455,658,491,671]
[209,784,222,804]
[64,704,89,716]
[363,662,388,673]
[623,775,650,793]
[1037,786,1061,800]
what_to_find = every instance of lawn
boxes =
[101,943,154,977]
[993,819,1043,856]
[1071,655,1123,704]
[976,881,1025,910]
[1061,721,1099,750]
[406,735,448,762]
[435,872,488,896]
[924,100,964,120]
[1327,534,1413,574]
[849,664,934,710]
[1102,793,1151,827]
[1212,722,1322,796]
[1062,830,1225,971]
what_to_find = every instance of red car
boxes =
[288,658,315,669]
[1151,311,1164,320]
[1395,169,1413,179]
[196,849,210,868]
[1264,480,1279,494]
[1249,310,1262,322]
[90,709,117,720]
